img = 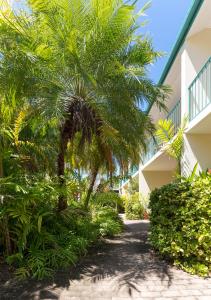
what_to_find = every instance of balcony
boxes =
[187,57,211,134]
[167,100,181,135]
[189,57,211,121]
[143,99,181,165]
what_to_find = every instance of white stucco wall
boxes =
[182,133,211,176]
[139,170,174,197]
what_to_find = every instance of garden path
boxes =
[0,219,211,300]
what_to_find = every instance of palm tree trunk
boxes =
[2,217,12,256]
[84,166,99,209]
[57,132,68,211]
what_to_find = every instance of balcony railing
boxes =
[143,99,181,165]
[189,57,211,121]
[167,100,181,135]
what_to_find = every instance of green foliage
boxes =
[140,194,150,216]
[92,191,124,212]
[149,173,211,277]
[0,175,123,279]
[127,177,139,195]
[0,0,169,280]
[179,162,198,183]
[92,206,123,237]
[0,175,85,279]
[156,117,187,174]
[0,0,169,190]
[91,191,124,237]
[124,192,144,220]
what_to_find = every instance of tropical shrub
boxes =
[140,193,150,219]
[149,174,211,276]
[92,191,124,212]
[91,192,124,236]
[0,175,123,279]
[124,192,144,220]
[1,176,86,279]
[92,206,123,237]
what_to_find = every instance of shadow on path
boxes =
[1,220,209,299]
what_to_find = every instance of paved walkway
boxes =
[0,220,211,299]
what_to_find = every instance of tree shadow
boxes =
[0,221,175,299]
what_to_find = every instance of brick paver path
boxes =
[0,219,211,299]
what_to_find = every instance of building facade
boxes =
[121,0,211,197]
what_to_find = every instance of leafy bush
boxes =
[90,192,124,237]
[92,206,123,237]
[92,191,124,212]
[124,192,144,220]
[0,176,91,279]
[140,193,150,218]
[0,176,123,279]
[149,174,211,276]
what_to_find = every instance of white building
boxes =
[121,0,211,197]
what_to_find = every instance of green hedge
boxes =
[91,192,124,236]
[92,191,124,212]
[149,174,211,276]
[124,192,144,220]
[92,206,123,237]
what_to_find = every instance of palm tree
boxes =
[155,118,187,174]
[0,0,170,210]
[65,127,141,209]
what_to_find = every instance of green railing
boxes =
[189,57,211,121]
[143,100,181,164]
[167,100,181,135]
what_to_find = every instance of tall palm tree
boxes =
[0,0,170,210]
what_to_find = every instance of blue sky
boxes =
[136,0,193,83]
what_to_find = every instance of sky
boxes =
[136,0,193,83]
